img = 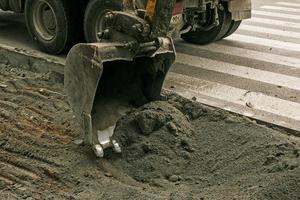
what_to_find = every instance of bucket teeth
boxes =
[94,144,104,158]
[112,140,122,153]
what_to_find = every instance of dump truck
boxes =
[0,0,251,54]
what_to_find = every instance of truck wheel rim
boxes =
[32,0,57,41]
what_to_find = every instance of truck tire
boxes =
[25,0,83,54]
[84,0,122,42]
[181,3,232,45]
[222,20,241,39]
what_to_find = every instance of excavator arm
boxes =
[64,0,180,157]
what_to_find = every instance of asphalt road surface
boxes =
[0,0,300,132]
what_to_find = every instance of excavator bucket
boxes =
[64,39,175,157]
[65,0,180,157]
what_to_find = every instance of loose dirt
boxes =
[0,63,299,200]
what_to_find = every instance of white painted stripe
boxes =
[166,72,300,121]
[227,34,300,53]
[249,17,300,29]
[239,24,300,38]
[176,41,300,69]
[252,10,300,20]
[276,2,300,8]
[261,5,300,13]
[176,53,300,91]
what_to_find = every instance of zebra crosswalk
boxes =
[251,10,300,20]
[166,0,300,132]
[261,5,300,13]
[249,17,300,29]
[276,2,300,7]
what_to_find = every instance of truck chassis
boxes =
[0,0,251,54]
